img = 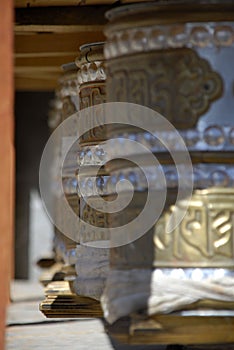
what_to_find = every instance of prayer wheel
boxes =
[74,42,110,300]
[101,1,234,324]
[46,63,79,284]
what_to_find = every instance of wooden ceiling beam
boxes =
[15,24,104,33]
[14,5,110,90]
[15,54,77,67]
[15,0,116,8]
[15,32,105,55]
[14,31,105,90]
[15,5,112,33]
[15,76,59,90]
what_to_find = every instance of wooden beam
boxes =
[0,0,14,348]
[15,52,77,58]
[15,0,116,7]
[15,32,105,54]
[15,54,77,67]
[15,5,111,31]
[15,68,60,90]
[15,66,61,73]
[107,314,234,346]
[15,76,58,90]
[15,5,110,33]
[15,30,105,90]
[15,24,104,33]
[14,6,109,90]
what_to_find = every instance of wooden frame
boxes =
[0,0,14,348]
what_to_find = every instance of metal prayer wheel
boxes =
[102,1,234,324]
[59,63,79,239]
[49,63,79,276]
[76,42,106,144]
[74,43,110,300]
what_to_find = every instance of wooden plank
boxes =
[15,5,111,31]
[15,66,61,73]
[15,24,104,33]
[15,32,105,54]
[40,281,103,318]
[14,6,109,90]
[15,0,116,7]
[15,54,76,67]
[40,295,103,318]
[15,52,77,58]
[15,76,59,90]
[107,314,234,346]
[15,30,105,90]
[0,0,14,348]
[15,69,60,77]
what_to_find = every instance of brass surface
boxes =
[106,312,234,346]
[105,2,234,271]
[154,188,234,267]
[40,281,103,318]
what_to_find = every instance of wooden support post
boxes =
[0,0,14,348]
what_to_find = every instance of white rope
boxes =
[101,269,234,324]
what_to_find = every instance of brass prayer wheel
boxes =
[74,42,110,300]
[76,42,107,145]
[102,1,234,323]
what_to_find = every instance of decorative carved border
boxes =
[105,22,234,59]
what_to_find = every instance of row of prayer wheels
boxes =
[41,1,234,345]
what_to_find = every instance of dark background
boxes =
[14,91,53,278]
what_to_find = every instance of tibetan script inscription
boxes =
[107,48,223,129]
[154,188,234,267]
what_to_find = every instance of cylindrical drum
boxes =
[74,43,110,300]
[101,1,234,324]
[50,63,79,278]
